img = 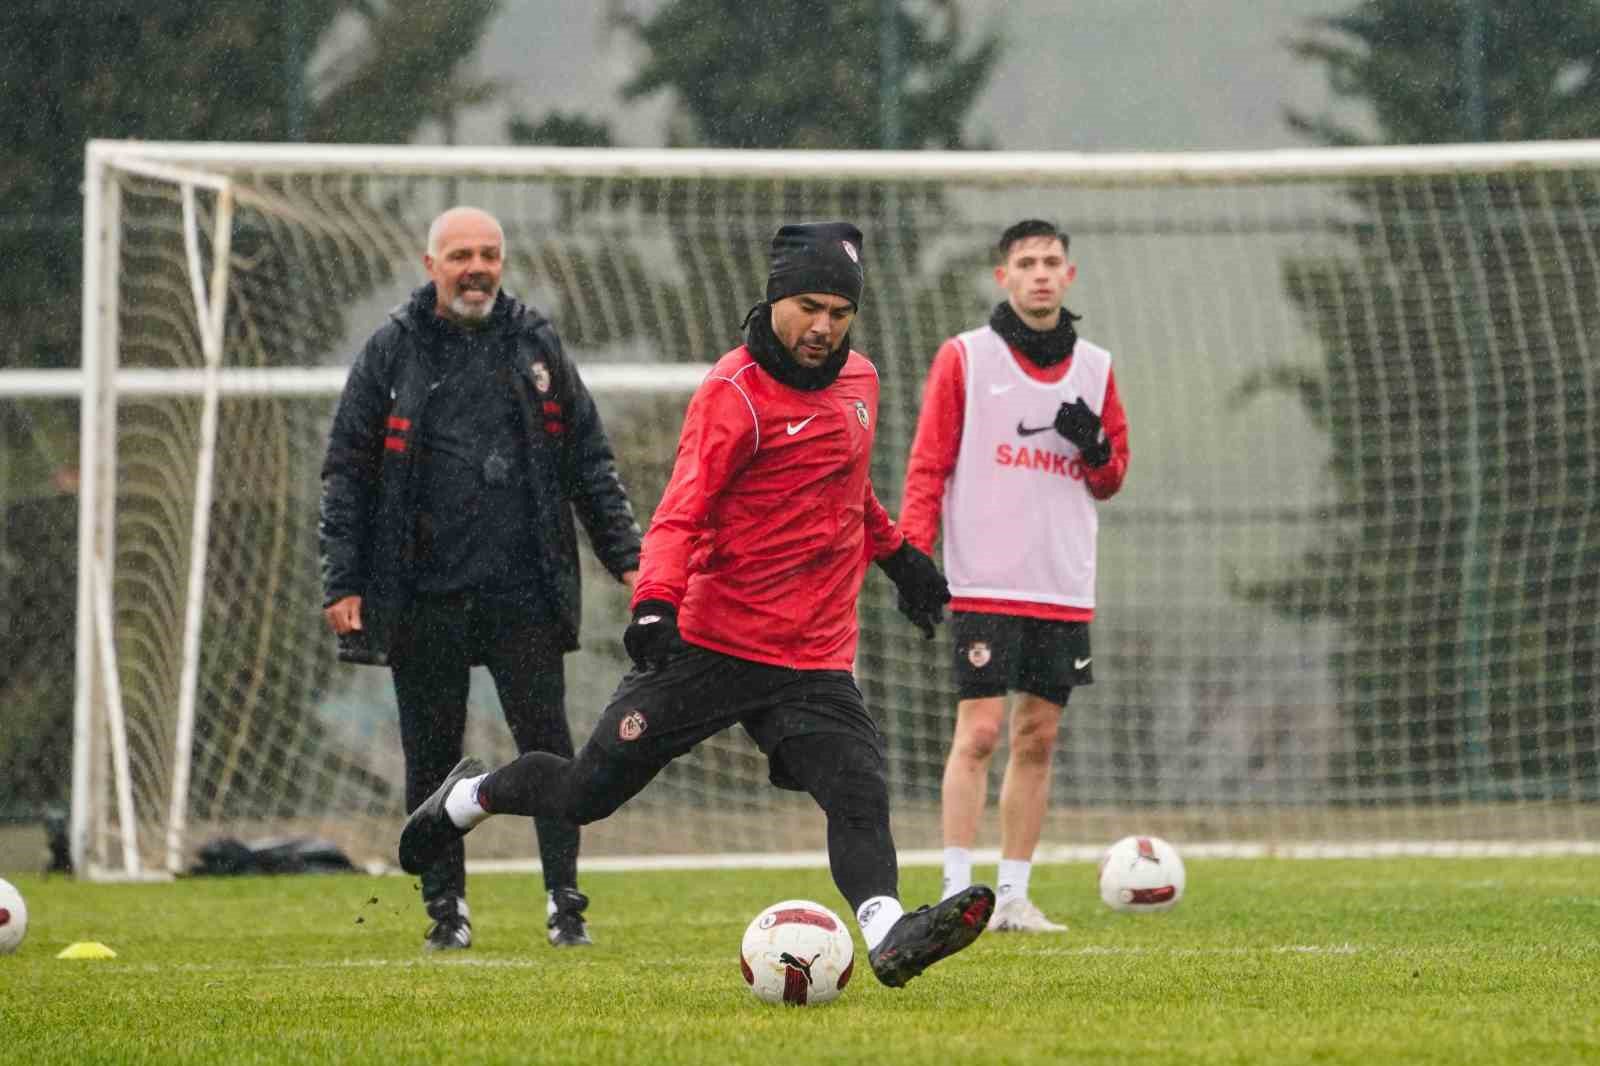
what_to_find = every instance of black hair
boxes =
[996,219,1069,263]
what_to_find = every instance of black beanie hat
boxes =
[765,221,865,307]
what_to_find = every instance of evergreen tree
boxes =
[616,0,999,149]
[1253,1,1600,800]
[0,0,500,824]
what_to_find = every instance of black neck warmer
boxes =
[741,302,850,391]
[990,300,1080,368]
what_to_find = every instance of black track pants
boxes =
[392,592,578,903]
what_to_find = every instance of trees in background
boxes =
[0,0,499,827]
[509,0,1000,151]
[615,0,998,149]
[1255,0,1600,800]
[0,0,498,373]
[1286,0,1600,144]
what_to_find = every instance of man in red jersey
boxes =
[899,220,1130,934]
[400,222,993,987]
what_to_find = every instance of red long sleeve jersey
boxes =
[898,336,1130,622]
[632,346,904,671]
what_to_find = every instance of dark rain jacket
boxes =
[318,285,642,657]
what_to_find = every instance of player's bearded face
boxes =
[996,235,1073,325]
[769,292,857,368]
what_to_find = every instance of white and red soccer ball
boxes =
[739,899,854,1006]
[0,878,27,954]
[1098,835,1186,912]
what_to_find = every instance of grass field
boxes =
[2,857,1597,1065]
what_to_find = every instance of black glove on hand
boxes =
[623,599,684,669]
[1054,398,1111,468]
[877,541,952,639]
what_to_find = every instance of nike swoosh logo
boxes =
[1074,657,1092,670]
[989,383,1015,395]
[1016,421,1053,437]
[786,414,819,436]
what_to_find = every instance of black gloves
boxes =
[1054,398,1111,468]
[623,599,685,669]
[877,541,952,639]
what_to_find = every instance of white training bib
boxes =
[942,325,1111,609]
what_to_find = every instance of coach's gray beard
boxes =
[449,291,497,322]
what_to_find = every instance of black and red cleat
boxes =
[867,884,995,988]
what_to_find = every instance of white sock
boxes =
[997,859,1031,903]
[444,773,490,829]
[941,846,973,900]
[856,896,905,951]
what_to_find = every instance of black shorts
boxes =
[590,643,886,791]
[951,611,1092,705]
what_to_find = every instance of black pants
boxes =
[391,591,578,904]
[478,645,898,912]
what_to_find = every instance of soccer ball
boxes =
[739,899,855,1006]
[1098,835,1186,912]
[0,878,27,954]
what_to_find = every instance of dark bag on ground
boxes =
[190,835,358,876]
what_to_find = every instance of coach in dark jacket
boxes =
[319,206,641,952]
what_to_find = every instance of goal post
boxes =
[65,139,1600,879]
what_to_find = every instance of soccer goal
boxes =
[66,139,1600,879]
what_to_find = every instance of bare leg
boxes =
[941,696,1007,847]
[997,694,1063,861]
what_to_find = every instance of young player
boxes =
[899,219,1130,932]
[399,221,993,986]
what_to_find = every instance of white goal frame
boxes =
[57,137,1600,879]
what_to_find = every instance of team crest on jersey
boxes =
[530,360,552,395]
[967,642,992,668]
[619,710,647,742]
[853,400,869,429]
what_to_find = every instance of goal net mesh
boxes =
[80,147,1600,875]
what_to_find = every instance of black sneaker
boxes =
[867,884,994,988]
[398,756,487,875]
[547,887,592,947]
[423,896,472,952]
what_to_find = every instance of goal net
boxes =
[71,141,1600,878]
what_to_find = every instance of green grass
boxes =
[3,858,1598,1065]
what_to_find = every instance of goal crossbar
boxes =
[91,138,1600,182]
